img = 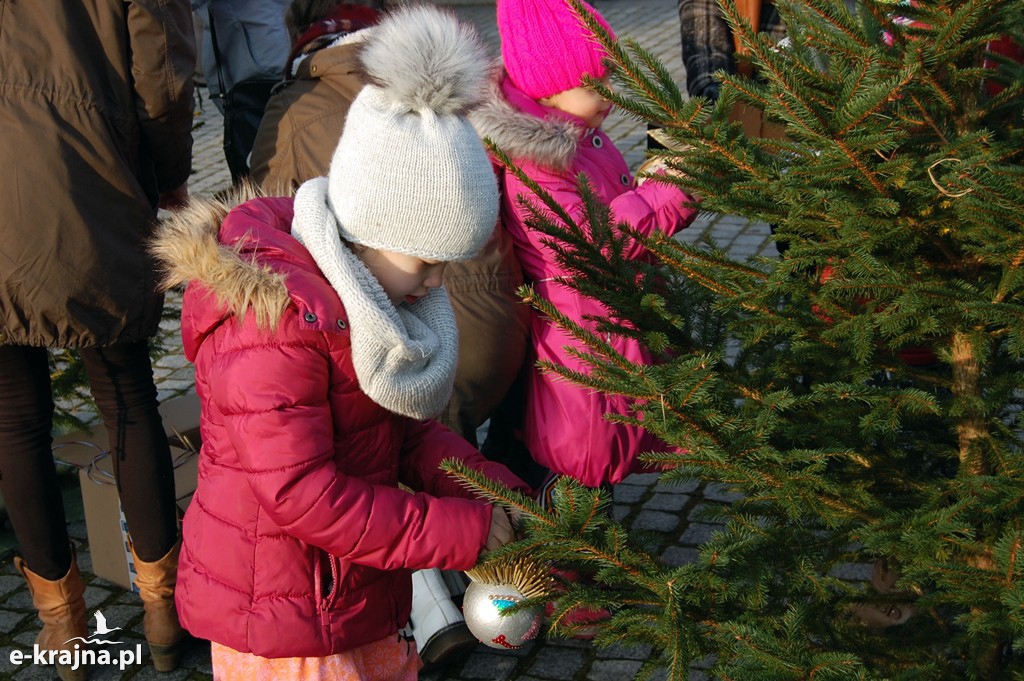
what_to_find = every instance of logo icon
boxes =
[64,610,123,646]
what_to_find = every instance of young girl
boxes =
[472,0,701,495]
[248,0,530,667]
[152,6,527,678]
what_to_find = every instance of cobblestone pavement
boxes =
[0,1,778,678]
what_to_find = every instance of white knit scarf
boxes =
[291,178,458,419]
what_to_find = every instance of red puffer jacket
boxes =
[153,195,527,657]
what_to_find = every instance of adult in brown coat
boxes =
[0,1,195,677]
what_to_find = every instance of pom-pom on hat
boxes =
[327,4,498,261]
[497,0,616,100]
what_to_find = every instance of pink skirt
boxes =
[211,634,422,681]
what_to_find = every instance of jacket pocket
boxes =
[314,550,340,612]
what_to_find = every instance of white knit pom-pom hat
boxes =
[326,4,498,262]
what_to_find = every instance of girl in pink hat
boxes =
[473,0,700,500]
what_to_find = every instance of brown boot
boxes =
[129,539,186,672]
[14,551,89,681]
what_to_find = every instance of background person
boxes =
[0,1,196,677]
[473,0,700,498]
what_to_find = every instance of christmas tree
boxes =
[445,0,1024,677]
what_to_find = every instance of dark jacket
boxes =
[0,0,195,348]
[152,194,528,656]
[677,0,785,100]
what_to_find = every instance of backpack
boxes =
[219,77,278,184]
[208,11,279,185]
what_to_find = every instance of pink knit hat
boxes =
[497,0,616,100]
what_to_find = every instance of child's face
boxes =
[539,76,613,129]
[358,248,448,307]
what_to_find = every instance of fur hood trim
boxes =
[470,77,581,173]
[150,184,290,330]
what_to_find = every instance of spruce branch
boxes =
[439,459,550,527]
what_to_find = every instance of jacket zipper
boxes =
[321,553,339,611]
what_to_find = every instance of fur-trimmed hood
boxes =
[150,186,292,332]
[470,74,584,173]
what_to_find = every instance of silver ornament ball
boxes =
[462,580,543,649]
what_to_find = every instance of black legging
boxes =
[0,342,177,580]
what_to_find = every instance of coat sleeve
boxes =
[126,0,196,191]
[506,170,699,264]
[609,178,700,246]
[397,419,532,499]
[210,332,493,572]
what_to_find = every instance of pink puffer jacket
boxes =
[153,195,527,657]
[472,77,699,487]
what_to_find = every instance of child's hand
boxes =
[636,157,692,184]
[484,506,514,553]
[636,157,702,201]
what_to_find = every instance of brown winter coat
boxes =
[0,0,195,348]
[250,39,365,196]
[249,35,529,444]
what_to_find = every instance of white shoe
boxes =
[410,568,478,670]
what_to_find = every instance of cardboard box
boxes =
[161,392,202,454]
[68,394,201,591]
